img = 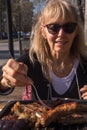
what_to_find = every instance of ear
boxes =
[40,26,47,39]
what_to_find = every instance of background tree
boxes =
[0,0,6,39]
[31,0,45,14]
[77,0,85,25]
[12,0,34,33]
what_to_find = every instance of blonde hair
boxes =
[29,0,87,80]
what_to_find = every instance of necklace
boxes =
[52,61,74,77]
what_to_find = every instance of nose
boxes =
[57,28,65,36]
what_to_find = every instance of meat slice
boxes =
[37,102,87,127]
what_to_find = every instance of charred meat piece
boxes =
[37,102,87,127]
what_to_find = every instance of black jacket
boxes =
[1,52,87,100]
[16,53,87,100]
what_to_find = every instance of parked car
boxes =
[12,32,18,38]
[0,32,8,39]
[22,32,30,39]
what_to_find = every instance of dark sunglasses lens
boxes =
[63,23,77,33]
[46,24,60,34]
[46,23,77,34]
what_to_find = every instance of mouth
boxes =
[55,40,67,45]
[54,38,68,44]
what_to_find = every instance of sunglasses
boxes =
[45,22,77,34]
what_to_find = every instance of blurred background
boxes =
[0,0,86,58]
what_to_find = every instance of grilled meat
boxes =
[1,99,87,128]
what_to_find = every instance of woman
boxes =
[1,0,87,100]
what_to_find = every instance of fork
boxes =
[26,84,51,109]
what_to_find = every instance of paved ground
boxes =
[0,40,29,101]
[0,41,20,67]
[0,87,24,101]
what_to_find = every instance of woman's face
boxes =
[41,19,77,56]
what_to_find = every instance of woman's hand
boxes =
[80,85,87,100]
[1,59,32,88]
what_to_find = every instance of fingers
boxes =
[1,58,32,87]
[1,75,33,88]
[81,92,87,100]
[2,59,28,75]
[80,85,87,93]
[1,78,13,88]
[80,85,87,100]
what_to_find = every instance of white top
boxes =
[50,60,79,95]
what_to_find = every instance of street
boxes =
[0,41,20,67]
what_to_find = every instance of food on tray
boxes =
[11,101,49,127]
[42,101,87,126]
[0,99,87,129]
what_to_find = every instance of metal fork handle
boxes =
[31,84,51,109]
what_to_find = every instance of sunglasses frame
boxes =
[44,22,77,34]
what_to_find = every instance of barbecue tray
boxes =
[0,99,87,130]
